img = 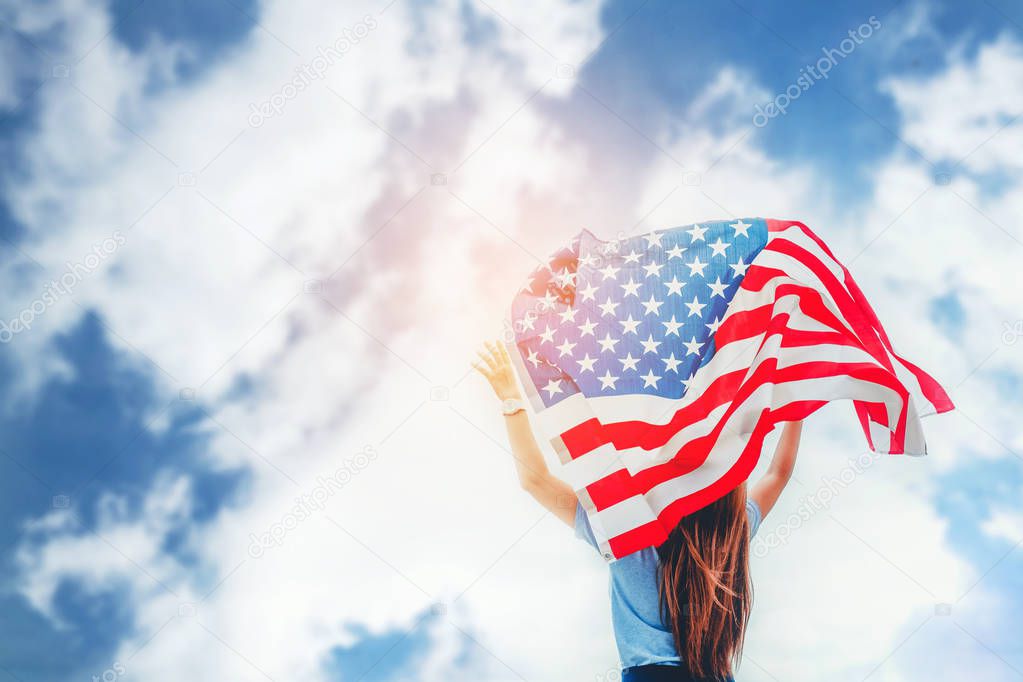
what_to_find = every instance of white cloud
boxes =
[3,0,613,680]
[982,506,1023,545]
[15,472,191,625]
[884,33,1023,176]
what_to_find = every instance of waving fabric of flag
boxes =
[507,218,954,561]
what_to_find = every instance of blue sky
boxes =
[1,1,1021,680]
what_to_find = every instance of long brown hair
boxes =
[656,485,752,680]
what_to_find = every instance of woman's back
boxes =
[574,499,763,676]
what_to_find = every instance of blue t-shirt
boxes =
[575,500,762,668]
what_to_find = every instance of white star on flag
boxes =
[730,219,752,237]
[687,257,708,277]
[597,370,619,390]
[558,307,578,323]
[708,238,730,258]
[577,354,597,373]
[685,296,706,317]
[707,277,729,299]
[663,276,685,296]
[597,333,619,353]
[619,278,642,297]
[686,224,708,241]
[641,369,661,388]
[683,336,703,355]
[619,315,641,335]
[599,298,620,317]
[641,335,661,354]
[665,244,686,260]
[662,353,683,372]
[641,295,664,316]
[661,315,684,336]
[542,379,563,397]
[644,231,664,248]
[642,261,665,278]
[729,258,750,277]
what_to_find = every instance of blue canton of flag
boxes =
[511,219,770,408]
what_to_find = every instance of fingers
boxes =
[473,340,513,384]
[471,361,492,380]
[497,341,512,365]
[476,349,498,374]
[484,341,508,369]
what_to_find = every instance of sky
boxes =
[0,0,1021,680]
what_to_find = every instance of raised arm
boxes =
[474,341,576,526]
[749,421,803,518]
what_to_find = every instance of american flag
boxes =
[507,218,953,561]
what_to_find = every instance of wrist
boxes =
[500,397,526,416]
[497,389,522,402]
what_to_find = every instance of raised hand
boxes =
[473,340,522,402]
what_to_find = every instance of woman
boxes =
[474,341,802,681]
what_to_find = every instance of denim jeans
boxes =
[621,664,734,682]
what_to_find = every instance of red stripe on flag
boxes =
[558,370,746,459]
[606,398,827,558]
[584,357,910,511]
